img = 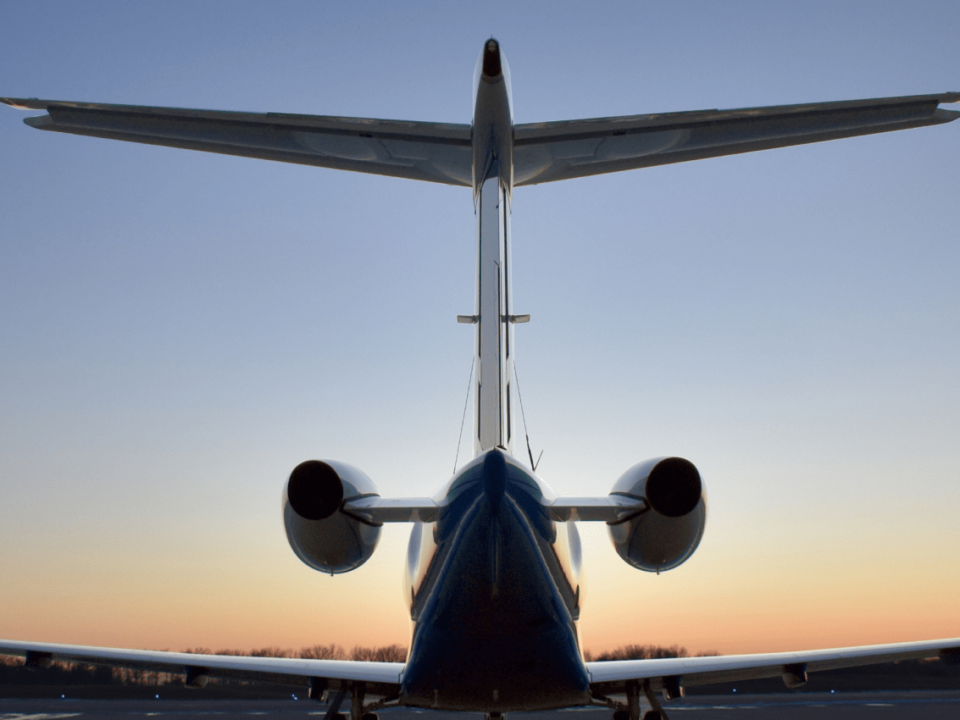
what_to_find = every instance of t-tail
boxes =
[470,39,520,457]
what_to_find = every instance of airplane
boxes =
[2,38,960,720]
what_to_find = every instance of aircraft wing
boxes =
[0,639,403,696]
[514,92,960,185]
[0,97,473,187]
[587,637,960,697]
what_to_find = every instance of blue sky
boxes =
[1,1,959,653]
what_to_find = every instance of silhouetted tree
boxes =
[300,644,347,660]
[350,645,407,662]
[251,647,291,658]
[589,644,691,661]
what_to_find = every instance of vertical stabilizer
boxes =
[475,176,514,455]
[471,38,516,458]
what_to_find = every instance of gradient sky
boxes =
[2,1,959,657]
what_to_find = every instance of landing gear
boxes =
[486,713,505,720]
[641,679,670,720]
[321,688,348,720]
[350,684,366,720]
[605,678,676,720]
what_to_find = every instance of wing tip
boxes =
[1,97,44,110]
[24,115,52,129]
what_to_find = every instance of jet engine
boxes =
[282,459,381,574]
[607,457,706,573]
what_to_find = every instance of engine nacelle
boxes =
[607,456,706,573]
[282,459,381,574]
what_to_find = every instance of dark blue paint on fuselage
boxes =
[400,450,591,712]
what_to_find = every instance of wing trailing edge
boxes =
[0,639,403,696]
[587,637,960,696]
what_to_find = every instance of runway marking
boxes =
[0,715,82,720]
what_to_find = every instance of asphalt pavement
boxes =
[2,692,960,720]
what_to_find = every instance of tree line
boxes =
[583,644,719,661]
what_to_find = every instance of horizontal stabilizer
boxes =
[514,92,960,185]
[5,92,958,188]
[0,97,473,186]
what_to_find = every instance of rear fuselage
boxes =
[400,449,589,711]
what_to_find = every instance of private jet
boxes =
[2,39,959,720]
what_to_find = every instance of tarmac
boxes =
[2,692,960,720]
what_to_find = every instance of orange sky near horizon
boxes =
[4,503,958,658]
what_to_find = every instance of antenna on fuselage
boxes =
[453,356,475,474]
[513,361,541,472]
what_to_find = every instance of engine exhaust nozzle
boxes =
[287,460,343,520]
